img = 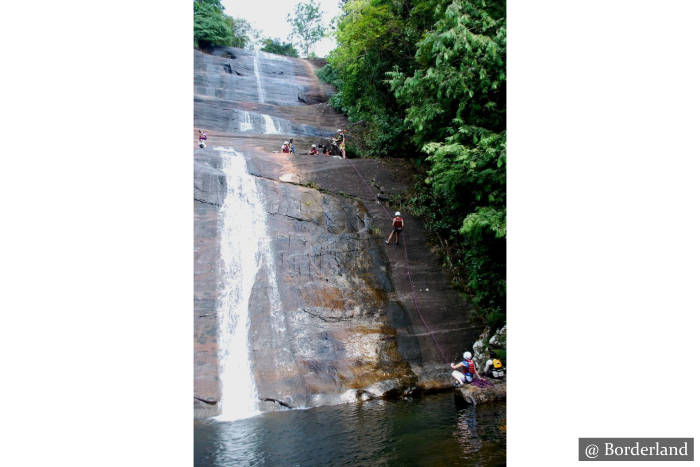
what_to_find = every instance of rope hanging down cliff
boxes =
[346,159,449,364]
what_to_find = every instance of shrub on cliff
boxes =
[260,38,299,57]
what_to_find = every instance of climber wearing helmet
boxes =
[198,129,208,149]
[308,144,318,155]
[385,211,405,246]
[334,129,346,159]
[451,351,480,386]
[281,141,290,153]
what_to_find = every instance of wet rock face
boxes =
[193,47,481,417]
[248,178,415,408]
[194,150,225,419]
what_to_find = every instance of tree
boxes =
[226,17,255,49]
[194,0,233,49]
[287,0,326,57]
[322,0,430,157]
[260,38,299,57]
[193,0,257,50]
[389,0,506,326]
[320,0,507,326]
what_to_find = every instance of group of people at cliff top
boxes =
[277,131,404,248]
[450,351,505,386]
[280,129,347,159]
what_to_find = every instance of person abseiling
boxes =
[281,141,290,153]
[334,129,346,159]
[309,144,318,155]
[451,351,480,386]
[385,211,405,246]
[198,129,208,148]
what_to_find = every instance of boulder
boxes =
[455,381,506,406]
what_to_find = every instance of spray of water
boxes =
[215,147,267,421]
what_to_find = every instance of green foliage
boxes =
[399,1,506,327]
[193,0,254,50]
[320,0,453,157]
[388,0,506,142]
[227,17,254,49]
[260,38,299,57]
[325,0,506,326]
[194,0,233,49]
[287,0,327,57]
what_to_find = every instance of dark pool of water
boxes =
[194,392,506,466]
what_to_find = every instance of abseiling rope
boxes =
[346,159,450,364]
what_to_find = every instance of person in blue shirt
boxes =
[451,351,481,386]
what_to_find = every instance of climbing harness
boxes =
[346,159,449,364]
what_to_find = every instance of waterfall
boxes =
[262,114,280,134]
[253,51,265,104]
[239,111,253,132]
[238,110,287,135]
[215,147,267,421]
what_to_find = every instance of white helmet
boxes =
[337,129,342,132]
[284,141,289,144]
[312,144,316,148]
[395,211,401,216]
[463,351,472,360]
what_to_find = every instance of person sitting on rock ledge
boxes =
[281,141,290,153]
[385,212,404,246]
[308,144,318,155]
[451,351,480,386]
[483,355,506,379]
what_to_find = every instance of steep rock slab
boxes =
[249,176,416,408]
[237,139,482,389]
[193,149,225,418]
[193,46,482,417]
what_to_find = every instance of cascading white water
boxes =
[253,51,265,104]
[215,147,268,421]
[239,111,253,132]
[262,114,281,134]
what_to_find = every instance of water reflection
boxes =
[195,393,506,466]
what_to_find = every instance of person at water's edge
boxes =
[385,212,404,245]
[451,351,480,386]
